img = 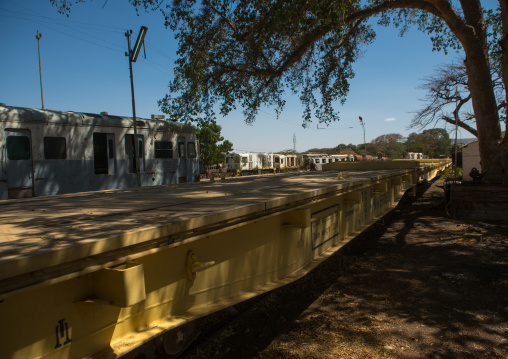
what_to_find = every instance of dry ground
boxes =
[183,178,508,359]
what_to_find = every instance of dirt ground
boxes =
[183,177,508,359]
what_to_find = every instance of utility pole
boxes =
[454,113,458,182]
[36,30,44,109]
[359,116,366,158]
[125,26,147,188]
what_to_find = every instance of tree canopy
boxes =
[410,60,505,138]
[195,120,233,171]
[370,133,406,159]
[309,131,450,159]
[51,0,508,183]
[406,128,452,158]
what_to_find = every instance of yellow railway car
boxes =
[0,160,450,359]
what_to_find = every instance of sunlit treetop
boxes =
[51,0,502,129]
[157,0,378,127]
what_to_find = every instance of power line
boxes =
[145,41,175,62]
[257,109,303,126]
[4,1,126,32]
[144,60,173,77]
[256,108,357,130]
[0,9,125,53]
[0,9,124,33]
[1,4,181,69]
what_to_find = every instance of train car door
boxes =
[177,137,187,183]
[125,134,145,174]
[5,129,34,198]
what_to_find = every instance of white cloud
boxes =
[384,117,397,122]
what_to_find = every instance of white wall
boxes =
[462,141,481,181]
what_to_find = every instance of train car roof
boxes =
[0,104,195,133]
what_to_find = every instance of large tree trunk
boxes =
[356,0,508,182]
[459,0,507,183]
[463,50,506,183]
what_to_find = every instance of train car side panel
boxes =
[0,105,200,199]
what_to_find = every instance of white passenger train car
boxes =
[225,152,300,170]
[0,104,199,200]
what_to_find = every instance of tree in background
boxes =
[53,0,507,182]
[305,147,335,155]
[406,129,452,158]
[278,149,298,154]
[370,133,406,159]
[410,61,505,138]
[196,121,233,177]
[232,154,242,169]
[306,143,359,156]
[334,143,359,156]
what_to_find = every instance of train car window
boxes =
[155,141,172,158]
[315,159,320,163]
[187,142,196,158]
[6,136,30,160]
[44,137,67,159]
[108,139,114,159]
[93,133,108,174]
[178,142,186,158]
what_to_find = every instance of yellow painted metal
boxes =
[0,164,447,359]
[323,160,420,171]
[90,262,146,307]
[186,251,216,281]
[373,182,388,193]
[323,159,451,173]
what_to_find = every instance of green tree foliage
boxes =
[335,143,359,155]
[278,149,297,154]
[306,143,358,155]
[156,0,375,127]
[370,133,406,159]
[195,121,233,172]
[51,0,508,182]
[406,128,451,158]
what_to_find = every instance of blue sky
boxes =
[0,0,471,153]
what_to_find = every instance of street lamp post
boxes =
[359,116,366,158]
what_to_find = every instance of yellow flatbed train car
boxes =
[0,161,449,359]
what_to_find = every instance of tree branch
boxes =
[442,115,478,137]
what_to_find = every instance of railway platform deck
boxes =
[0,161,449,359]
